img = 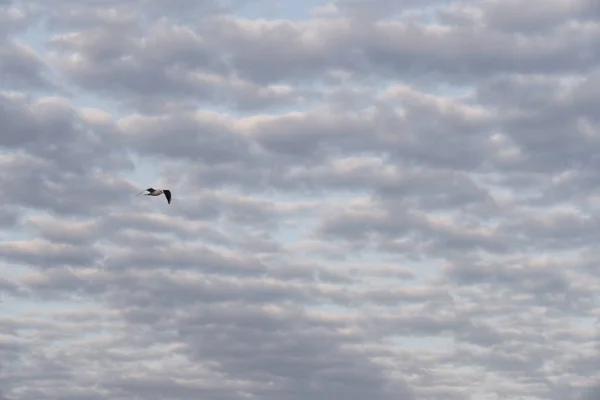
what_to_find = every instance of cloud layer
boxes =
[1,0,600,399]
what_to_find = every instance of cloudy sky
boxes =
[1,0,600,399]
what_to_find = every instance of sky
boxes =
[1,0,600,399]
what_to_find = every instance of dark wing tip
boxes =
[164,189,171,204]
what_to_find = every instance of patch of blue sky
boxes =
[0,294,98,319]
[307,302,359,318]
[16,15,48,55]
[16,22,124,113]
[569,316,598,332]
[0,217,33,242]
[268,223,307,247]
[126,152,163,187]
[408,3,447,25]
[0,262,27,283]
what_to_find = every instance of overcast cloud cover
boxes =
[1,0,600,399]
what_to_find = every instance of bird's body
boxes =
[137,188,171,204]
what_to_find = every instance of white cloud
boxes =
[1,0,600,399]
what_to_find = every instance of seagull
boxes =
[136,188,172,204]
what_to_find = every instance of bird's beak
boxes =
[136,191,146,196]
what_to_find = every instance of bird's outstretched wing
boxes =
[136,188,154,196]
[163,190,171,204]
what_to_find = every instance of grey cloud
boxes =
[104,243,270,275]
[0,277,22,297]
[289,160,496,210]
[0,206,21,229]
[469,71,600,180]
[26,215,102,246]
[3,0,600,399]
[0,2,50,88]
[0,162,135,216]
[444,257,598,314]
[119,111,257,164]
[13,268,415,399]
[498,209,600,249]
[174,305,415,400]
[46,14,302,112]
[198,13,600,85]
[0,239,102,268]
[0,93,134,217]
[580,384,600,400]
[40,0,600,111]
[22,189,294,249]
[0,93,129,170]
[317,201,511,259]
[332,0,449,19]
[146,103,495,195]
[0,41,54,91]
[480,0,588,33]
[0,2,32,38]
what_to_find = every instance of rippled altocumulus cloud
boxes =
[1,1,600,399]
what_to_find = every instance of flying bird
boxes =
[136,188,171,204]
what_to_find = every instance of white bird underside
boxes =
[136,188,171,204]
